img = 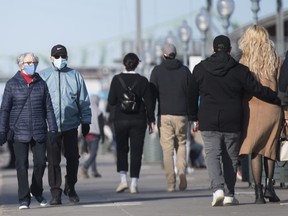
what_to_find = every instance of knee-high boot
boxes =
[254,184,266,204]
[264,178,280,202]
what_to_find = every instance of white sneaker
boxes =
[211,189,224,206]
[116,182,129,193]
[130,186,139,194]
[223,196,239,205]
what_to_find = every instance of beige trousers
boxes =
[158,115,188,188]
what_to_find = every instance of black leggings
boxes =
[114,119,147,178]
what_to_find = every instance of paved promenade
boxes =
[0,149,288,216]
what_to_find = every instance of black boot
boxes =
[254,184,266,204]
[264,178,280,202]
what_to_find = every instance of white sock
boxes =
[119,171,127,183]
[131,177,138,187]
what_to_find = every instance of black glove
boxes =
[82,124,90,137]
[0,133,7,146]
[48,131,57,145]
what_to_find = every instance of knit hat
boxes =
[162,43,177,58]
[51,44,67,57]
[213,35,231,51]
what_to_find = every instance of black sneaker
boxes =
[19,201,30,210]
[49,197,62,205]
[64,188,80,203]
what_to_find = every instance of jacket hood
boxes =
[202,52,238,77]
[161,59,182,70]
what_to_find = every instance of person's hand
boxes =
[0,133,7,146]
[148,122,154,134]
[48,131,57,145]
[82,124,90,137]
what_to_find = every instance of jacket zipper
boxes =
[58,71,62,132]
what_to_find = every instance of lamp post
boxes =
[165,30,177,45]
[276,0,284,57]
[178,20,192,66]
[250,0,260,24]
[217,0,235,35]
[154,39,163,65]
[196,7,210,59]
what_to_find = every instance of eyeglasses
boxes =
[54,55,67,59]
[23,61,38,65]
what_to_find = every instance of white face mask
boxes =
[53,58,67,70]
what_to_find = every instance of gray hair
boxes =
[17,52,39,66]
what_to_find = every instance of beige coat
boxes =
[239,77,283,160]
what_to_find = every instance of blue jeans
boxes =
[83,135,100,174]
[13,140,46,203]
[201,131,240,197]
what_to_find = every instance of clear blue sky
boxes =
[0,0,287,77]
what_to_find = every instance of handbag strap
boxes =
[11,85,34,129]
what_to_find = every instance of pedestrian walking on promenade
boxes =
[239,25,283,204]
[150,43,192,192]
[0,52,58,209]
[279,51,288,123]
[108,53,155,194]
[80,94,105,178]
[40,44,91,205]
[190,35,280,206]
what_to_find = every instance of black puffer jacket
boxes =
[0,71,57,143]
[191,52,280,132]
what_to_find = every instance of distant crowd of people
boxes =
[0,24,288,210]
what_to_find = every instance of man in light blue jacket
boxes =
[40,44,91,205]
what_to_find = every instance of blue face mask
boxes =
[23,64,36,75]
[53,58,67,70]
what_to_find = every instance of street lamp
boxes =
[276,0,284,57]
[251,0,260,24]
[165,30,177,45]
[196,7,210,59]
[217,0,235,35]
[178,20,192,66]
[154,39,163,65]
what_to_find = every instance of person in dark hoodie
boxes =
[190,35,280,207]
[150,43,192,192]
[278,51,288,113]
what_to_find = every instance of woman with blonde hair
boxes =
[239,25,282,204]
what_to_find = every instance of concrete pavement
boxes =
[1,149,288,216]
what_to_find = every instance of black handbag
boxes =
[7,85,34,142]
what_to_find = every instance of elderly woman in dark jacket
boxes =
[0,52,57,210]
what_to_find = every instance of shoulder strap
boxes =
[118,76,127,90]
[118,75,139,90]
[11,85,34,128]
[130,76,139,90]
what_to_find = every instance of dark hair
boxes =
[123,53,140,71]
[214,45,231,53]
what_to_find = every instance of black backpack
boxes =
[118,76,139,113]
